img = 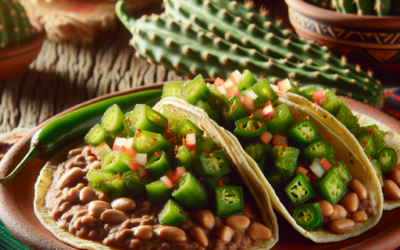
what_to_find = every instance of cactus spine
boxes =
[332,0,344,12]
[338,0,358,13]
[116,0,384,108]
[375,0,392,15]
[0,0,33,49]
[355,0,375,15]
[313,0,331,9]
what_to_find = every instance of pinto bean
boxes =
[316,200,333,217]
[88,201,112,218]
[383,180,400,201]
[134,225,153,240]
[80,187,99,204]
[245,222,271,241]
[351,211,368,223]
[242,203,252,219]
[57,167,84,190]
[86,156,97,164]
[330,219,355,234]
[87,161,101,171]
[75,183,85,190]
[224,215,250,231]
[68,148,83,158]
[295,166,309,176]
[111,198,136,212]
[328,205,347,221]
[215,226,233,243]
[67,188,80,203]
[339,192,359,213]
[349,179,367,200]
[100,209,128,224]
[157,226,187,242]
[196,210,215,230]
[358,199,376,217]
[389,170,400,187]
[74,154,85,163]
[81,215,94,226]
[189,227,208,247]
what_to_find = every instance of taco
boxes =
[272,83,400,210]
[159,71,384,243]
[34,100,279,249]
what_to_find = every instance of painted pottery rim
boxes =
[285,0,400,29]
[1,82,400,249]
[0,19,46,60]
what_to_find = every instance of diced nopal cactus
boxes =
[0,0,33,49]
[164,0,374,82]
[115,0,384,108]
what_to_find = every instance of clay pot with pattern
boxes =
[286,0,400,72]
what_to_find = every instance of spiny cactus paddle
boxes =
[0,0,33,49]
[164,0,373,81]
[375,0,391,15]
[116,1,384,108]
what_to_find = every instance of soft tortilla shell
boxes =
[154,98,279,249]
[34,99,279,250]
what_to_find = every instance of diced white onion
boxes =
[310,158,325,178]
[136,153,147,166]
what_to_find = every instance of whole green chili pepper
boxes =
[1,88,162,181]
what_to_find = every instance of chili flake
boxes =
[216,100,219,104]
[126,118,132,126]
[155,151,160,157]
[369,156,372,161]
[367,127,375,135]
[115,173,121,180]
[174,145,179,153]
[200,176,205,181]
[209,153,213,157]
[191,150,195,155]
[257,121,263,128]
[203,149,208,155]
[201,125,205,130]
[306,116,310,120]
[151,137,159,142]
[250,113,254,119]
[135,129,142,138]
[217,178,224,186]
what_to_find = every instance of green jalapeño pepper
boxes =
[293,203,323,231]
[222,96,249,128]
[161,81,184,98]
[172,172,209,208]
[146,150,172,179]
[321,90,344,116]
[133,129,173,156]
[243,79,278,106]
[312,169,346,205]
[377,147,398,172]
[245,142,267,171]
[87,169,126,197]
[357,133,376,158]
[122,170,152,196]
[196,100,219,121]
[197,137,217,155]
[288,117,322,146]
[1,88,162,182]
[359,125,386,153]
[159,199,188,226]
[175,145,199,172]
[84,124,109,147]
[234,116,267,138]
[284,173,315,206]
[335,105,359,134]
[207,84,228,112]
[236,69,257,92]
[215,185,244,217]
[101,104,126,135]
[270,146,300,181]
[301,139,336,166]
[264,104,295,136]
[101,151,132,174]
[125,104,168,135]
[198,150,231,178]
[177,118,204,138]
[298,85,317,101]
[160,108,183,134]
[179,74,211,105]
[286,79,302,96]
[146,180,172,204]
[332,162,353,186]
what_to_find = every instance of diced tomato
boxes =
[260,131,273,145]
[226,84,239,97]
[184,133,196,148]
[160,176,174,189]
[113,137,127,151]
[214,77,225,87]
[262,104,275,119]
[129,158,140,171]
[277,79,292,93]
[223,79,235,89]
[264,100,272,107]
[93,141,112,159]
[138,165,149,177]
[171,166,187,182]
[230,70,242,85]
[313,89,326,106]
[319,158,332,171]
[121,146,136,158]
[164,169,174,179]
[272,133,288,147]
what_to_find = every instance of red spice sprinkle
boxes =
[164,122,168,127]
[126,118,131,126]
[155,151,160,157]
[216,100,219,104]
[191,150,195,155]
[250,113,254,119]
[306,116,310,120]
[217,178,224,186]
[209,153,213,157]
[136,129,142,138]
[221,94,224,98]
[336,164,339,168]
[151,137,159,142]
[386,131,389,135]
[188,114,191,117]
[363,138,368,147]
[176,157,180,161]
[369,156,372,161]
[174,145,179,153]
[367,127,375,135]
[200,176,205,181]
[201,125,205,130]
[278,151,283,155]
[190,129,193,132]
[203,149,208,155]
[257,121,263,128]
[305,232,307,235]
[115,173,121,180]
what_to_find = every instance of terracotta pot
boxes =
[0,20,46,81]
[285,0,400,72]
